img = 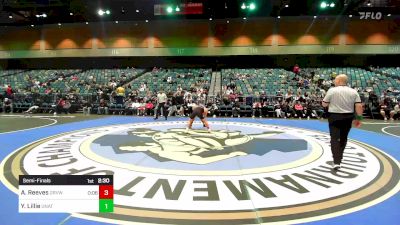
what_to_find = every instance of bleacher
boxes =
[221,68,297,95]
[128,68,212,95]
[1,67,399,118]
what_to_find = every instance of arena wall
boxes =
[0,17,400,59]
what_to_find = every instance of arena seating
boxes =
[221,68,297,95]
[128,68,212,95]
[1,67,399,118]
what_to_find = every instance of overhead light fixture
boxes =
[36,13,47,18]
[320,2,327,8]
[241,3,246,9]
[8,14,13,19]
[277,16,281,19]
[121,7,125,14]
[175,6,180,12]
[330,3,335,7]
[58,23,61,26]
[243,17,247,20]
[387,14,391,16]
[115,21,118,23]
[136,9,139,13]
[70,12,73,16]
[31,24,34,27]
[145,20,149,23]
[209,18,212,21]
[367,1,371,6]
[98,9,110,16]
[98,9,105,16]
[85,22,89,24]
[349,14,353,17]
[249,3,256,10]
[166,6,173,13]
[227,20,230,23]
[314,15,317,18]
[285,4,289,8]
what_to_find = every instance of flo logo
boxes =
[359,12,383,20]
[1,121,399,225]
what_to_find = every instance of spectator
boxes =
[82,100,92,115]
[5,85,13,99]
[368,91,379,107]
[2,98,13,113]
[252,101,262,118]
[275,102,284,118]
[115,86,125,105]
[55,97,70,115]
[232,100,241,118]
[294,101,305,119]
[393,103,400,120]
[124,98,133,115]
[145,101,154,116]
[293,64,300,75]
[167,76,173,84]
[97,99,109,115]
[311,100,325,119]
[379,100,394,121]
[208,103,219,118]
[130,99,141,116]
[168,92,179,117]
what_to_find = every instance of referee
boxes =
[154,90,168,120]
[322,74,363,170]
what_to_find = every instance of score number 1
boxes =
[99,185,114,213]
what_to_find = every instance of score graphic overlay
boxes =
[19,175,113,213]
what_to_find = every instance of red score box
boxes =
[99,185,114,199]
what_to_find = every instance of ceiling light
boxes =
[330,3,335,7]
[145,20,149,23]
[227,20,230,23]
[42,13,47,18]
[320,2,327,8]
[241,3,246,9]
[136,9,139,13]
[115,21,118,23]
[98,9,105,16]
[166,6,173,13]
[105,10,110,15]
[249,3,256,10]
[85,22,89,24]
[36,15,40,18]
[58,23,61,26]
[243,17,247,20]
[387,14,391,16]
[175,6,180,12]
[31,24,34,27]
[8,15,13,19]
[70,12,73,16]
[277,16,281,19]
[285,4,289,7]
[209,18,212,21]
[314,15,317,18]
[349,14,353,17]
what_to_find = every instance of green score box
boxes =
[99,199,114,213]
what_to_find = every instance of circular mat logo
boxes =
[1,121,399,225]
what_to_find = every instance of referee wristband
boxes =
[355,115,363,121]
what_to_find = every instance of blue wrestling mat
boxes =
[0,117,399,225]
